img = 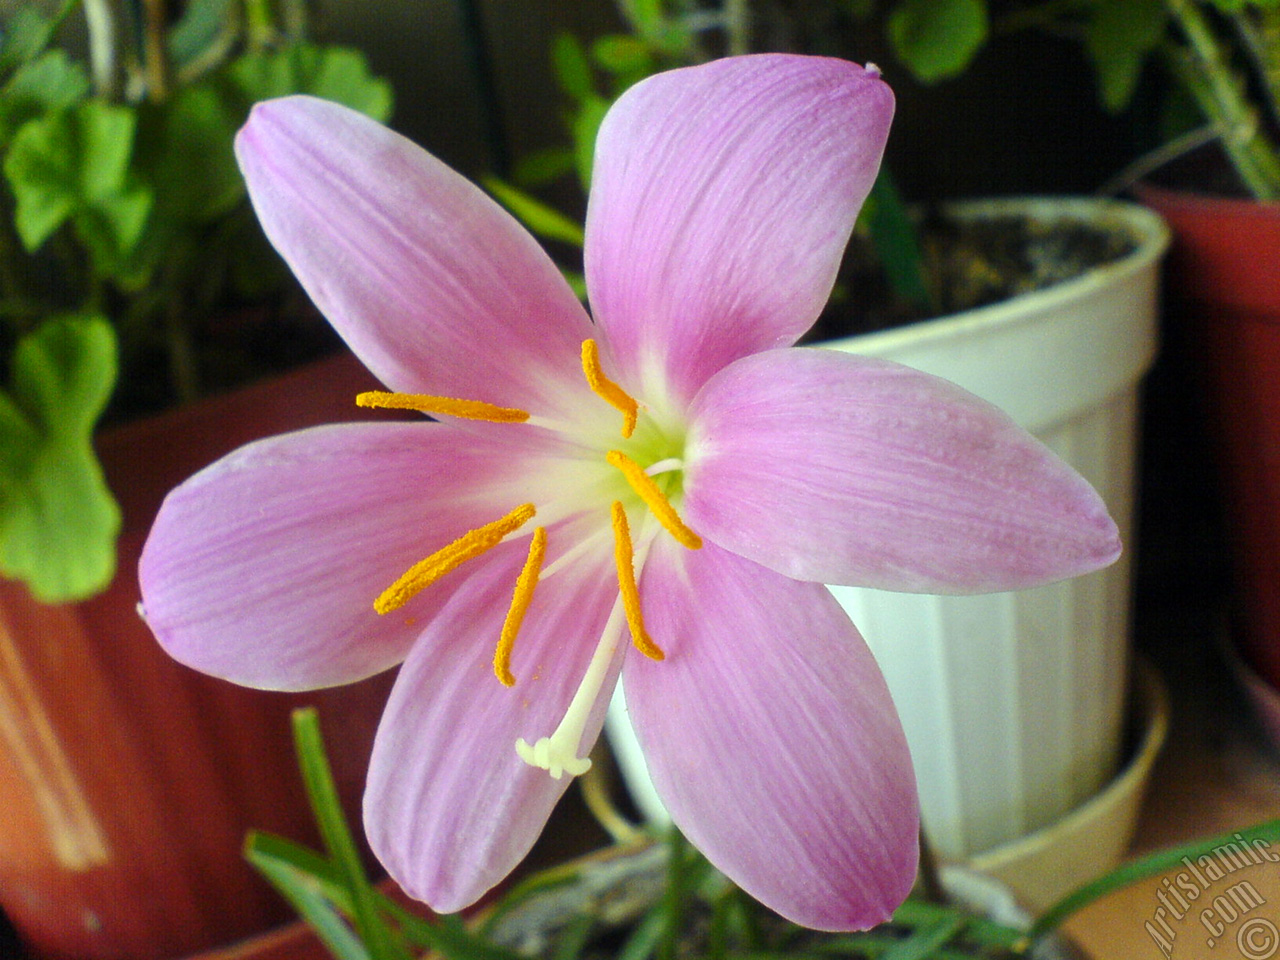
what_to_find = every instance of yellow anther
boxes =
[606,450,702,550]
[494,526,547,687]
[581,340,638,438]
[357,391,530,424]
[611,502,664,661]
[375,504,536,615]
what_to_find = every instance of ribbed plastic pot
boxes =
[825,198,1168,860]
[608,197,1169,866]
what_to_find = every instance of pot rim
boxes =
[824,195,1170,358]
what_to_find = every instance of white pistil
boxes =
[644,457,684,477]
[524,414,585,434]
[539,526,609,580]
[515,591,627,779]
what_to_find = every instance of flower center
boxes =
[360,339,700,779]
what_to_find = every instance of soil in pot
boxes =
[803,206,1141,343]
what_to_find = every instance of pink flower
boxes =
[139,55,1120,930]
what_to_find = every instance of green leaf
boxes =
[1086,0,1167,112]
[246,833,372,960]
[0,315,120,603]
[551,914,596,960]
[291,708,407,960]
[571,95,610,191]
[262,710,528,960]
[141,82,245,223]
[552,33,595,102]
[888,0,988,84]
[226,45,393,122]
[168,0,236,69]
[622,0,666,39]
[512,146,575,187]
[861,168,933,312]
[591,35,653,77]
[0,51,91,144]
[1030,817,1280,941]
[0,0,77,74]
[4,100,154,271]
[879,914,966,960]
[482,177,584,247]
[616,906,666,960]
[562,268,586,300]
[74,180,154,273]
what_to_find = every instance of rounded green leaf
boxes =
[1086,0,1166,112]
[888,0,989,84]
[0,315,121,603]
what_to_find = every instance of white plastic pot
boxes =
[609,197,1170,864]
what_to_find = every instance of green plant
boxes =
[485,1,932,312]
[0,0,391,603]
[873,0,1280,200]
[259,706,1280,960]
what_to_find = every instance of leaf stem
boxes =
[1233,7,1280,131]
[723,0,751,56]
[1165,0,1280,199]
[83,0,120,99]
[139,0,170,102]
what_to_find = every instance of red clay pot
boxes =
[1137,184,1280,690]
[0,351,396,960]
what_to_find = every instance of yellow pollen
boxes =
[606,450,702,550]
[611,502,664,661]
[494,526,547,687]
[581,340,638,438]
[374,504,536,615]
[356,391,529,423]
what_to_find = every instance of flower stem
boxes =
[83,0,119,99]
[916,827,948,905]
[244,0,275,51]
[1165,0,1280,200]
[1233,7,1280,131]
[139,0,170,102]
[723,0,751,56]
[164,293,200,405]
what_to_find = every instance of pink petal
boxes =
[683,348,1121,592]
[236,96,593,419]
[365,537,623,912]
[139,422,553,690]
[585,55,892,408]
[624,538,918,930]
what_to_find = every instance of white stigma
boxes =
[514,592,627,779]
[514,736,591,779]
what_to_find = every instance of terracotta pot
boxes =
[1136,185,1280,690]
[0,351,396,960]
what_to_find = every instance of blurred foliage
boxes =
[0,0,391,602]
[263,707,1280,960]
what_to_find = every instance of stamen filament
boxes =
[375,504,536,615]
[494,527,547,687]
[606,450,702,550]
[516,596,627,779]
[611,502,664,661]
[581,340,638,438]
[357,391,529,424]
